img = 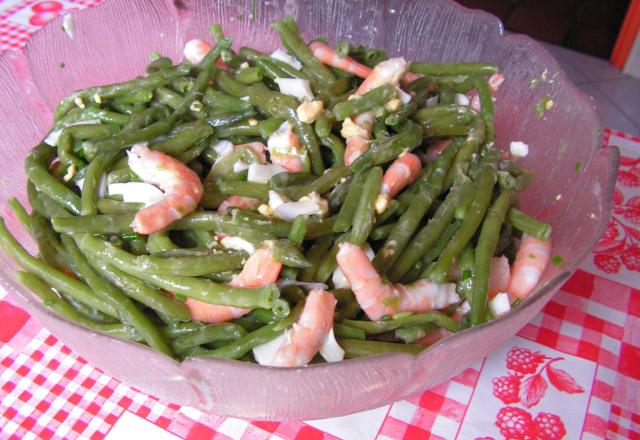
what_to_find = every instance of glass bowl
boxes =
[0,0,618,420]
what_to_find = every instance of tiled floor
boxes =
[537,40,640,136]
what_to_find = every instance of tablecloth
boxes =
[0,1,639,439]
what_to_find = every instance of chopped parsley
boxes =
[175,293,187,302]
[575,162,583,171]
[534,95,553,119]
[551,255,563,266]
[59,62,65,69]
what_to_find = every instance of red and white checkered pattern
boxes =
[0,0,639,437]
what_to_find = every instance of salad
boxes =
[0,17,552,367]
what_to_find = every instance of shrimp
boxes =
[127,143,203,235]
[183,38,228,69]
[217,195,260,214]
[238,141,268,163]
[185,245,282,323]
[507,234,551,300]
[308,42,372,78]
[379,152,422,199]
[469,73,504,112]
[426,139,452,162]
[488,256,511,299]
[336,242,459,321]
[270,289,336,367]
[355,57,407,95]
[343,112,375,166]
[267,121,306,172]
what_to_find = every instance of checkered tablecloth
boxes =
[1,1,639,439]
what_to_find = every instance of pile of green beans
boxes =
[0,17,552,363]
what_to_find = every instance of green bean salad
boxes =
[0,18,553,366]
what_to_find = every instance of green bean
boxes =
[333,323,365,340]
[375,199,400,225]
[332,288,360,321]
[300,236,334,282]
[474,75,495,142]
[291,118,325,176]
[319,134,345,166]
[279,166,351,200]
[146,56,173,73]
[258,117,286,137]
[0,218,117,317]
[272,18,336,86]
[235,66,263,84]
[81,151,118,216]
[127,236,147,255]
[59,292,116,324]
[471,188,515,326]
[27,182,48,219]
[333,171,367,232]
[288,215,308,246]
[395,325,437,344]
[389,176,475,282]
[444,117,485,188]
[135,252,246,276]
[196,323,282,359]
[306,216,337,238]
[203,178,270,205]
[75,234,279,309]
[328,175,352,213]
[314,113,334,138]
[344,312,458,334]
[370,222,395,241]
[429,161,497,283]
[8,198,32,234]
[270,240,311,269]
[82,108,131,125]
[113,89,154,105]
[207,109,257,128]
[155,87,182,109]
[229,210,289,238]
[339,339,424,358]
[506,208,552,241]
[409,62,498,76]
[171,323,247,354]
[333,84,396,120]
[373,140,459,274]
[26,144,81,215]
[420,221,462,271]
[29,214,72,270]
[269,172,315,189]
[161,321,203,338]
[16,271,137,340]
[457,244,475,301]
[349,167,382,246]
[350,122,422,173]
[96,199,143,214]
[216,120,261,137]
[51,214,134,235]
[253,57,291,80]
[412,105,475,136]
[203,88,253,112]
[151,120,213,155]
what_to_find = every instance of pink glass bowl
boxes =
[0,0,618,420]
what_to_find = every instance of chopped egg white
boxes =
[426,95,439,108]
[509,140,529,158]
[275,78,314,101]
[45,119,101,147]
[240,96,251,102]
[220,236,256,254]
[383,98,401,112]
[319,328,345,363]
[108,182,164,205]
[489,292,511,317]
[267,121,302,158]
[455,93,470,106]
[232,160,250,173]
[296,100,324,123]
[62,14,74,39]
[374,193,390,214]
[270,49,302,70]
[211,140,234,164]
[396,88,412,104]
[332,243,374,289]
[247,163,287,183]
[252,334,286,366]
[268,190,328,221]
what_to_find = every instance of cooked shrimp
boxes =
[183,38,228,69]
[469,73,504,112]
[308,41,372,78]
[380,152,422,199]
[356,57,407,95]
[401,71,422,87]
[217,195,260,213]
[185,245,282,323]
[336,242,459,320]
[270,289,336,367]
[488,256,511,299]
[267,121,305,172]
[343,112,375,166]
[127,143,203,235]
[238,141,268,163]
[508,234,551,300]
[426,139,452,162]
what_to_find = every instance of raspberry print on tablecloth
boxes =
[483,346,584,440]
[592,155,640,275]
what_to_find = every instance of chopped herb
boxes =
[461,268,472,280]
[251,0,256,21]
[559,141,567,152]
[175,293,187,302]
[511,299,522,309]
[529,78,540,89]
[575,162,583,171]
[534,94,553,119]
[237,13,244,20]
[59,62,65,69]
[552,255,563,266]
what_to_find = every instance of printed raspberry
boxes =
[594,254,621,274]
[627,196,640,209]
[506,347,546,375]
[492,374,521,404]
[620,244,640,271]
[618,170,640,188]
[534,412,566,440]
[495,406,536,439]
[612,187,624,205]
[630,166,640,178]
[600,220,619,241]
[622,207,640,225]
